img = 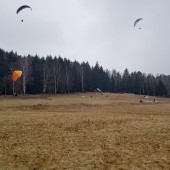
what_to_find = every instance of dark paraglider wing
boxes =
[16,5,32,14]
[134,18,143,27]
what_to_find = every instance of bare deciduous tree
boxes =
[53,62,61,94]
[43,63,49,94]
[19,56,31,95]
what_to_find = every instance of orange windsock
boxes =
[13,70,22,81]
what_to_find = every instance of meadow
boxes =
[0,93,169,170]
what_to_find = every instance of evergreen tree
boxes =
[28,55,43,94]
[0,48,170,97]
[122,68,131,93]
[156,79,167,96]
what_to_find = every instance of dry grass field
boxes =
[0,93,170,170]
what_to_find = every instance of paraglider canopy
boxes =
[95,88,103,95]
[13,70,22,81]
[16,5,32,22]
[96,88,102,92]
[134,18,143,28]
[16,5,32,15]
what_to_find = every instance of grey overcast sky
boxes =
[0,0,170,75]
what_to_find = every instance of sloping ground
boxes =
[0,93,170,170]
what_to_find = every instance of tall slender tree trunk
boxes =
[13,80,15,95]
[142,83,145,94]
[114,79,117,93]
[81,67,84,93]
[153,86,156,96]
[54,68,57,94]
[65,67,69,93]
[43,67,47,94]
[23,67,26,95]
[53,65,61,94]
[146,81,149,95]
[19,57,31,95]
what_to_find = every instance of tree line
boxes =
[0,48,169,97]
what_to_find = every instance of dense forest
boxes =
[0,48,170,97]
